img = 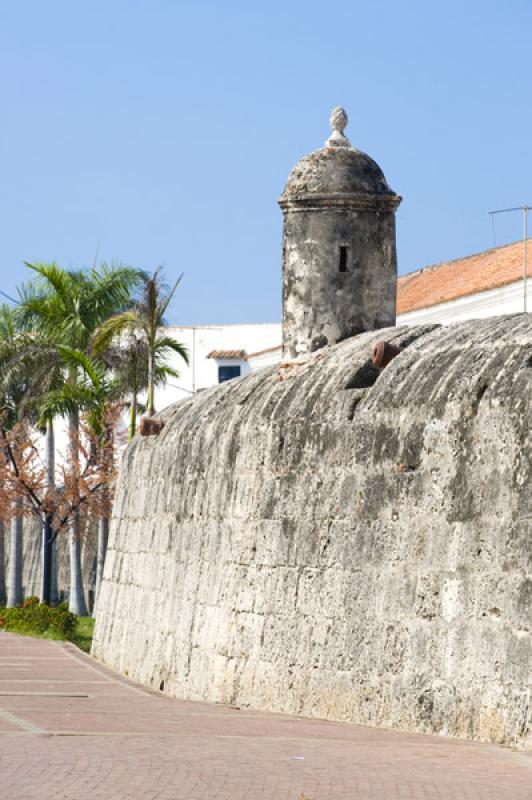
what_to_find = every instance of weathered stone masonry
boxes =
[280,106,401,358]
[93,108,531,746]
[93,316,532,747]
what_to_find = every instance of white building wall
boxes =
[155,323,281,408]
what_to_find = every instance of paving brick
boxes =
[0,632,531,800]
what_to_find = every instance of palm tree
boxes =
[39,336,183,609]
[17,262,144,615]
[1,330,69,607]
[104,335,145,441]
[99,334,184,440]
[92,269,189,425]
[18,262,146,350]
[38,346,120,613]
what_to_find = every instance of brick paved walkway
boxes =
[0,633,531,800]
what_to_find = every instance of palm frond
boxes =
[153,334,189,364]
[84,264,146,324]
[23,262,74,309]
[157,273,183,321]
[153,363,181,383]
[141,268,165,325]
[55,345,106,392]
[38,384,96,425]
[91,311,143,354]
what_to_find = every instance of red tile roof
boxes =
[207,349,248,360]
[397,239,531,315]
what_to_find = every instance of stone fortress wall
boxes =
[93,316,532,747]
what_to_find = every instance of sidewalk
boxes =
[0,632,530,800]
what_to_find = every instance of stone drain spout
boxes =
[372,340,403,369]
[139,417,165,437]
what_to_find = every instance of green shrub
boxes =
[0,600,78,640]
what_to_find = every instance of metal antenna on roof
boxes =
[0,289,20,304]
[488,205,531,313]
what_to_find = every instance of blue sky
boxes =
[1,1,531,324]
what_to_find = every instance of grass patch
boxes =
[73,616,95,653]
[0,597,94,653]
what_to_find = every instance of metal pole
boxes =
[524,206,528,313]
[488,204,531,313]
[0,290,19,304]
[192,327,196,393]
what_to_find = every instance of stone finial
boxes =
[326,106,351,148]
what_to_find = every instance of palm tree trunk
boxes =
[94,420,113,616]
[128,349,139,440]
[93,515,109,617]
[69,518,88,616]
[41,515,53,606]
[7,502,23,607]
[147,348,155,416]
[46,421,59,606]
[0,520,6,606]
[68,410,88,617]
[50,536,59,606]
[129,394,137,441]
[40,419,55,605]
